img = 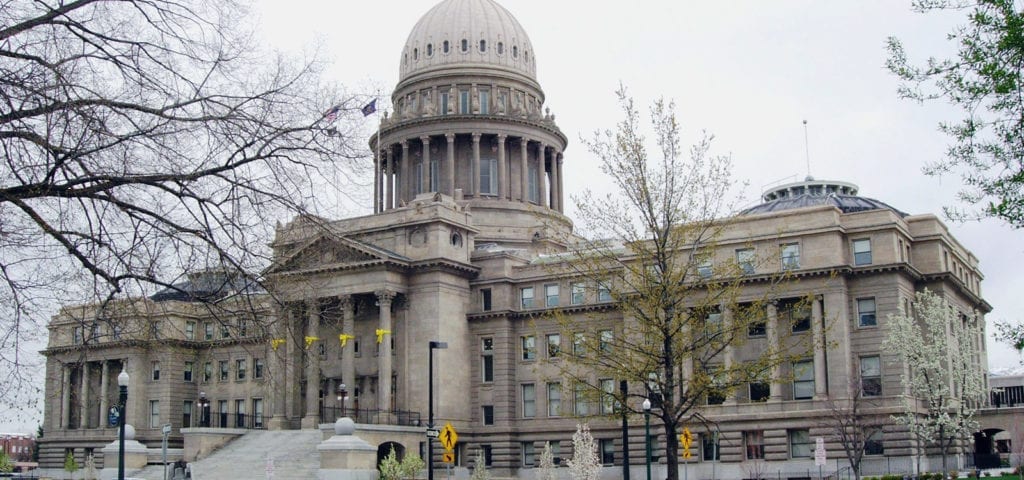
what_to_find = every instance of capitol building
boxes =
[37,0,1009,479]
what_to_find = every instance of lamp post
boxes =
[117,369,129,480]
[197,392,209,427]
[643,398,651,480]
[428,341,448,480]
[620,380,630,480]
[336,383,348,418]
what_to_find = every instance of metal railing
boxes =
[320,406,421,426]
[192,412,265,430]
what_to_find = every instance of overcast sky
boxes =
[254,0,1021,367]
[4,0,1022,434]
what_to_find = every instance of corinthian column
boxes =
[497,134,507,200]
[812,295,828,399]
[340,296,356,399]
[421,136,431,193]
[520,138,529,202]
[301,299,321,429]
[385,148,394,210]
[376,290,395,415]
[537,142,547,207]
[767,302,783,401]
[471,133,481,197]
[446,134,456,196]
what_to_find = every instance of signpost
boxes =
[426,428,440,438]
[680,428,693,480]
[161,424,171,480]
[814,437,827,480]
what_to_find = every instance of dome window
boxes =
[512,45,518,58]
[524,50,529,63]
[497,42,504,55]
[427,43,433,57]
[413,48,418,60]
[479,39,487,53]
[443,40,450,54]
[461,39,468,53]
[404,53,408,65]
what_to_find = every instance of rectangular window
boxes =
[481,338,494,382]
[480,158,497,195]
[748,308,767,337]
[597,282,612,302]
[573,332,585,357]
[185,321,196,340]
[706,365,726,405]
[150,400,160,428]
[857,298,877,327]
[482,405,494,426]
[522,335,536,360]
[220,323,230,339]
[219,361,229,382]
[544,283,559,307]
[547,382,561,416]
[546,334,560,357]
[111,323,123,340]
[252,398,264,428]
[204,322,214,340]
[697,256,713,279]
[599,330,613,352]
[522,384,536,418]
[481,445,492,467]
[550,441,562,466]
[184,361,194,382]
[860,356,882,396]
[481,289,492,311]
[781,243,800,270]
[865,431,884,455]
[430,159,439,192]
[479,89,490,115]
[73,326,83,345]
[600,378,615,414]
[704,310,723,338]
[152,361,161,381]
[749,381,770,402]
[702,434,720,461]
[790,429,811,458]
[600,439,615,465]
[236,359,246,381]
[235,399,245,428]
[781,298,811,332]
[570,282,585,305]
[574,383,591,416]
[521,287,534,309]
[203,362,212,383]
[253,358,264,379]
[182,400,193,428]
[745,430,765,459]
[736,248,755,274]
[150,321,161,339]
[522,442,536,467]
[218,400,227,427]
[793,360,815,400]
[460,89,470,114]
[528,164,539,203]
[853,238,872,265]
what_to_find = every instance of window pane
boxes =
[853,239,872,265]
[547,334,560,357]
[790,430,811,458]
[782,244,800,270]
[736,248,755,274]
[522,336,535,360]
[521,287,534,309]
[793,360,814,399]
[858,298,877,327]
[522,384,535,417]
[745,431,764,459]
[545,284,559,307]
[547,383,561,416]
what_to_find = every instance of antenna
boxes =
[803,119,811,178]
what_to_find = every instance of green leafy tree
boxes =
[883,289,987,477]
[0,450,13,473]
[378,447,423,480]
[64,450,79,479]
[546,86,802,480]
[887,0,1024,226]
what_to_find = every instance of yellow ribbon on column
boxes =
[304,336,320,350]
[270,338,286,351]
[375,329,391,344]
[338,333,355,348]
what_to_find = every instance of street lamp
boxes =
[197,392,209,427]
[336,383,348,418]
[428,341,448,480]
[619,380,630,480]
[117,369,129,480]
[642,398,652,480]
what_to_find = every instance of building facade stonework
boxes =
[38,0,1006,478]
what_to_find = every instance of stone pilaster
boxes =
[550,151,560,211]
[812,295,827,399]
[80,362,90,428]
[401,141,410,203]
[767,302,783,401]
[340,296,356,401]
[373,147,381,214]
[99,361,109,429]
[60,364,70,429]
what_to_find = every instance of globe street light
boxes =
[117,369,129,480]
[336,383,348,418]
[642,398,652,480]
[197,392,209,427]
[428,341,448,480]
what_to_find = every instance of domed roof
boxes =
[740,179,907,216]
[399,0,537,83]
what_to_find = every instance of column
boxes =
[301,299,321,428]
[823,291,853,398]
[537,142,547,207]
[60,364,71,429]
[340,295,356,403]
[401,141,410,204]
[79,362,90,428]
[767,301,783,401]
[99,361,109,429]
[376,290,394,415]
[519,138,529,202]
[268,305,290,430]
[446,133,456,196]
[471,133,481,197]
[420,136,431,194]
[385,149,394,210]
[550,150,560,211]
[722,306,736,406]
[497,134,507,200]
[812,295,827,399]
[373,147,381,213]
[557,155,565,211]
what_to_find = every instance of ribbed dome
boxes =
[740,179,907,216]
[399,0,537,83]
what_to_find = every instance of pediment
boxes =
[270,235,387,274]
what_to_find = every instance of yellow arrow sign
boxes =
[442,452,455,463]
[439,422,458,451]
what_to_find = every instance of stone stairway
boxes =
[186,429,322,480]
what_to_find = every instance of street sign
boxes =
[107,406,120,427]
[680,428,693,459]
[814,437,826,466]
[442,452,455,464]
[426,428,440,438]
[162,424,172,435]
[439,422,458,451]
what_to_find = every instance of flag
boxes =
[361,98,377,116]
[323,104,341,124]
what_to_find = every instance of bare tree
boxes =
[821,376,886,480]
[0,0,369,412]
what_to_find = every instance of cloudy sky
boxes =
[254,0,1022,367]
[4,0,1022,434]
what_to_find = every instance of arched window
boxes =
[524,50,529,63]
[497,42,504,55]
[413,48,418,60]
[479,39,487,53]
[404,53,408,65]
[443,40,450,54]
[461,39,468,53]
[512,45,518,58]
[427,44,433,56]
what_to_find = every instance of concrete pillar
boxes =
[550,151,560,211]
[519,138,529,202]
[80,361,90,428]
[376,290,394,414]
[420,136,431,193]
[445,134,456,196]
[340,296,356,399]
[373,147,381,214]
[767,302,783,401]
[302,299,321,429]
[497,134,507,200]
[268,305,289,430]
[317,418,379,479]
[471,133,481,197]
[722,307,736,406]
[385,149,394,210]
[60,364,71,429]
[99,361,109,429]
[812,295,828,399]
[401,141,410,203]
[557,155,565,211]
[538,142,547,207]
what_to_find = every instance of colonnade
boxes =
[371,133,565,214]
[56,359,121,430]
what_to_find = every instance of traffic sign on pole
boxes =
[814,437,827,466]
[680,427,693,459]
[439,423,458,452]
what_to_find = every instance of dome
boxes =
[399,0,537,84]
[740,179,907,216]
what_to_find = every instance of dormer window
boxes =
[461,39,469,53]
[479,39,487,53]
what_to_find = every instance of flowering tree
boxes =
[568,424,600,480]
[884,289,987,477]
[470,449,491,480]
[537,442,557,480]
